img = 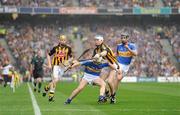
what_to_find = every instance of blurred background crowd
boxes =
[0,15,179,79]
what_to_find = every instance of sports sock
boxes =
[44,85,50,91]
[38,82,42,90]
[34,82,37,88]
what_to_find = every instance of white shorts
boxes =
[114,63,129,76]
[53,65,65,80]
[82,73,99,84]
[119,63,129,74]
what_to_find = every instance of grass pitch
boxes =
[0,82,180,115]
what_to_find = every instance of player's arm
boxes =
[30,58,34,75]
[108,62,122,74]
[70,60,93,68]
[42,58,49,68]
[43,64,49,69]
[30,64,33,75]
[70,60,81,68]
[47,54,52,69]
[100,62,118,71]
[124,44,137,56]
[47,47,55,69]
[93,47,108,59]
[9,65,15,76]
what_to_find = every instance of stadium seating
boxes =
[0,44,9,67]
[2,20,179,77]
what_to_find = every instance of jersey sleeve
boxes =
[68,47,73,58]
[99,63,109,68]
[102,44,109,52]
[79,60,93,66]
[92,49,96,57]
[130,44,137,52]
[7,64,13,69]
[48,47,56,56]
[116,45,119,54]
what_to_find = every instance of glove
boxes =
[63,60,70,67]
[93,54,100,59]
[96,56,103,63]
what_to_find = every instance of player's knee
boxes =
[101,82,106,89]
[101,80,106,86]
[107,78,113,84]
[117,74,123,81]
[53,79,58,83]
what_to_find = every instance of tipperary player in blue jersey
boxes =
[109,33,137,103]
[64,59,121,104]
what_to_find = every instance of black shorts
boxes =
[33,70,43,79]
[3,75,12,82]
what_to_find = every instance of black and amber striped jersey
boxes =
[93,43,118,64]
[49,44,72,66]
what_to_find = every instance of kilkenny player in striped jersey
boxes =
[43,34,73,102]
[92,35,121,104]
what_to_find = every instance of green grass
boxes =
[0,84,34,115]
[0,82,180,115]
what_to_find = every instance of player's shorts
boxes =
[33,70,43,79]
[114,63,130,76]
[3,75,12,82]
[52,65,64,80]
[119,63,129,74]
[82,73,99,85]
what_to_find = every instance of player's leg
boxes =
[100,69,111,98]
[42,71,52,97]
[42,81,51,97]
[65,78,88,104]
[114,64,128,92]
[107,70,116,94]
[33,78,37,92]
[36,71,43,93]
[37,77,42,93]
[3,75,8,87]
[33,71,38,92]
[113,64,127,103]
[48,66,63,101]
[10,74,15,92]
[114,72,123,92]
[48,76,59,101]
[107,70,117,104]
[93,77,107,103]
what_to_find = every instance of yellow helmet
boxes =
[59,35,67,40]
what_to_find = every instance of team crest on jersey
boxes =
[57,51,65,58]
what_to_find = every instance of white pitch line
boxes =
[27,83,42,115]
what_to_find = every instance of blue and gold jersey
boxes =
[80,60,109,76]
[117,43,137,65]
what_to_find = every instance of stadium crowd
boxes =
[82,24,179,77]
[1,18,178,78]
[0,44,9,68]
[0,0,179,8]
[4,23,75,79]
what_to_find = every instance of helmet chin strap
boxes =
[59,42,65,46]
[122,41,128,44]
[96,43,103,46]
